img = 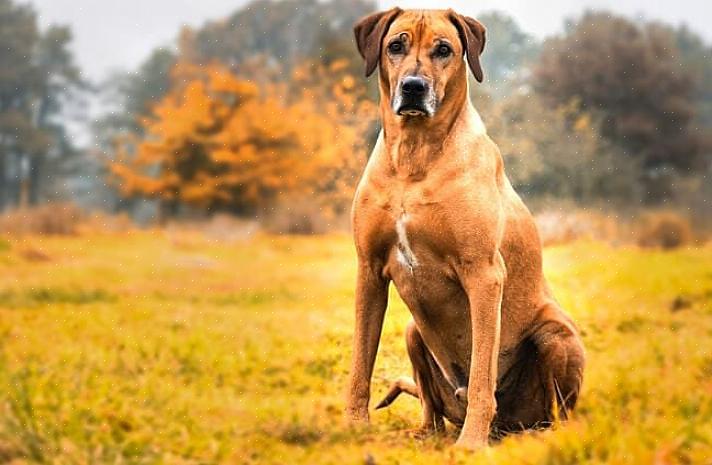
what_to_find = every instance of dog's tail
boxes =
[375,376,418,409]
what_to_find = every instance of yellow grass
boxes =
[0,232,710,464]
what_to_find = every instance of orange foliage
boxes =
[110,60,376,215]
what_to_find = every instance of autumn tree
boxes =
[110,61,374,218]
[534,11,703,201]
[96,0,376,217]
[101,0,374,134]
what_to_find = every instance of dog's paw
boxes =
[344,408,370,426]
[454,434,488,451]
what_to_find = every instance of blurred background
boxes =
[0,0,709,244]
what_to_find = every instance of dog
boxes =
[344,8,585,450]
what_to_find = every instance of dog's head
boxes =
[354,8,486,118]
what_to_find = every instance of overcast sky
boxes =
[27,0,712,82]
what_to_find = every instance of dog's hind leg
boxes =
[376,321,460,434]
[375,321,445,433]
[493,303,585,435]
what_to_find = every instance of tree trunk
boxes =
[158,197,182,225]
[28,154,43,205]
[17,153,30,208]
[6,153,22,208]
[0,153,6,212]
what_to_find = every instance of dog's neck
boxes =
[378,68,485,179]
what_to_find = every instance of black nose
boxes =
[401,76,428,96]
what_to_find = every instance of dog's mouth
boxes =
[392,91,435,118]
[398,107,428,117]
[394,100,433,117]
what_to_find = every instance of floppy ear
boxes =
[353,8,403,77]
[448,11,486,82]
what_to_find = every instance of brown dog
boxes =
[345,8,585,450]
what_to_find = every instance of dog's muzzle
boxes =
[393,76,435,117]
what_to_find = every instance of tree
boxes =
[98,0,379,219]
[95,48,176,149]
[0,0,80,210]
[99,0,374,142]
[476,11,539,96]
[96,0,376,217]
[189,0,373,74]
[31,24,82,204]
[109,61,374,218]
[487,93,640,204]
[534,11,703,201]
[0,0,42,209]
[674,25,712,129]
[123,50,176,119]
[183,0,377,105]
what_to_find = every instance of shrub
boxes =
[0,203,84,236]
[261,197,350,235]
[637,211,693,249]
[0,204,135,237]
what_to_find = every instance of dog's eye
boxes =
[388,41,404,55]
[435,44,452,58]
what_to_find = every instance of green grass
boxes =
[0,232,710,464]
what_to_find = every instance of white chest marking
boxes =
[396,214,418,273]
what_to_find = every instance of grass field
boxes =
[0,231,710,464]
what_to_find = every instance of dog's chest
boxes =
[385,203,472,355]
[356,163,484,280]
[380,191,462,283]
[362,176,457,257]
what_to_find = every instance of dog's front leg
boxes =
[345,261,389,424]
[455,252,506,450]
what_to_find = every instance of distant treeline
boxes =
[1,0,710,220]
